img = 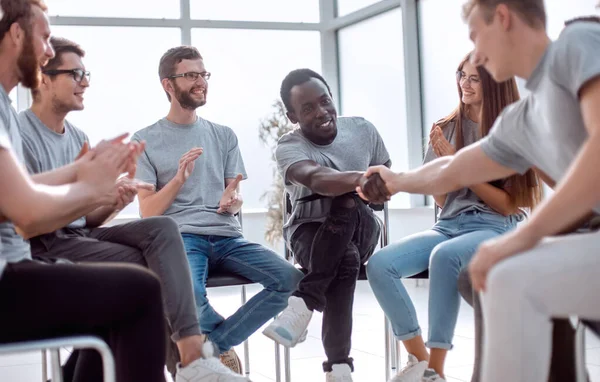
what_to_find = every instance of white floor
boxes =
[2,280,599,382]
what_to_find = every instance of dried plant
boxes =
[258,100,296,245]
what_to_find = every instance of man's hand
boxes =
[175,148,203,184]
[468,226,542,292]
[218,174,243,214]
[430,125,456,157]
[356,165,400,200]
[111,177,156,211]
[76,140,134,205]
[358,173,391,204]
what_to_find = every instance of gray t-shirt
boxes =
[276,116,390,240]
[19,109,89,228]
[424,117,509,220]
[132,117,248,237]
[0,86,32,276]
[480,21,600,215]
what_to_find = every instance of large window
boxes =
[190,0,320,23]
[338,8,410,208]
[48,0,180,19]
[191,29,321,211]
[49,26,181,217]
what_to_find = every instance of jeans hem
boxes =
[425,341,453,350]
[395,327,422,341]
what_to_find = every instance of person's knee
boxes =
[429,243,462,275]
[144,216,181,240]
[279,264,304,292]
[330,193,359,212]
[486,259,526,300]
[366,250,387,279]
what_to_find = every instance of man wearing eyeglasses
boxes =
[19,37,251,382]
[131,45,303,374]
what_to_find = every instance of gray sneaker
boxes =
[421,368,446,382]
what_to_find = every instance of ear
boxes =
[286,111,298,124]
[7,22,25,48]
[161,78,174,98]
[496,3,512,31]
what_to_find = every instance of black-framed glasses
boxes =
[42,68,91,83]
[456,70,480,85]
[168,71,211,82]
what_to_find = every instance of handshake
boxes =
[356,166,398,204]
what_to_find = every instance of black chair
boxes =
[280,193,428,381]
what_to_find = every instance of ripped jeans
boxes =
[290,193,380,372]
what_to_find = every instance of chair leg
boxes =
[42,350,47,382]
[576,320,587,382]
[284,346,291,382]
[241,285,250,376]
[385,318,391,381]
[50,349,62,382]
[274,341,281,382]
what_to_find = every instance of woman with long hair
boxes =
[366,53,542,382]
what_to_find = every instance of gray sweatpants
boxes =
[30,216,200,342]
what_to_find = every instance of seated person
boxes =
[0,4,166,381]
[457,165,600,382]
[131,45,303,373]
[18,36,247,382]
[262,68,391,382]
[365,53,541,382]
[359,3,600,381]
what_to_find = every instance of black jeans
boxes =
[290,193,380,372]
[0,260,166,382]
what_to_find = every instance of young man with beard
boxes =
[0,1,170,381]
[262,68,391,382]
[358,1,600,381]
[132,46,303,374]
[19,36,249,382]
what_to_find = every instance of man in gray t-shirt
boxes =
[360,3,600,381]
[20,37,250,381]
[262,69,390,379]
[133,46,302,364]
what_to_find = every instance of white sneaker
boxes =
[421,368,446,382]
[262,296,313,347]
[326,364,353,382]
[388,354,428,382]
[175,342,251,382]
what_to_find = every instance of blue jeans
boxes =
[366,210,518,350]
[182,234,303,353]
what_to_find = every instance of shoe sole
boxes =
[262,326,297,348]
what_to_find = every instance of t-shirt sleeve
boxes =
[275,135,312,185]
[20,136,41,174]
[552,22,600,97]
[479,107,532,175]
[365,119,390,166]
[131,133,158,187]
[224,128,247,180]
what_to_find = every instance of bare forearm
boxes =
[31,162,79,186]
[525,135,600,238]
[393,156,461,195]
[307,170,364,197]
[468,183,517,216]
[12,183,102,239]
[140,178,183,218]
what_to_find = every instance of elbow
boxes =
[13,213,43,239]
